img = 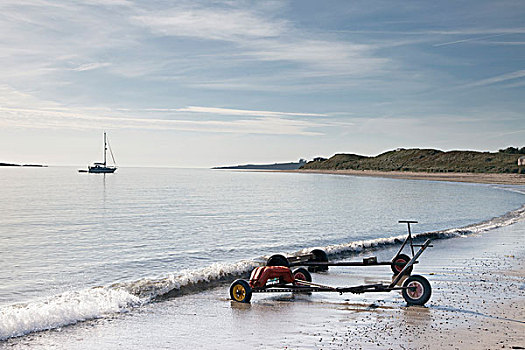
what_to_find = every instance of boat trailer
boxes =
[229,221,433,305]
[266,221,428,275]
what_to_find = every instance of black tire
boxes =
[292,268,312,282]
[266,254,290,267]
[402,275,431,306]
[229,279,252,303]
[308,249,329,272]
[391,253,413,275]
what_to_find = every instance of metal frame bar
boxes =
[252,283,411,295]
[287,220,422,269]
[389,239,432,288]
[293,260,418,267]
[395,220,418,258]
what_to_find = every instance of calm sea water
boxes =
[0,167,524,340]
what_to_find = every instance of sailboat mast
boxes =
[103,132,107,166]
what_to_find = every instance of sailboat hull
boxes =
[88,166,117,173]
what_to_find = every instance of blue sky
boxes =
[0,0,524,167]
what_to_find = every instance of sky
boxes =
[0,0,524,167]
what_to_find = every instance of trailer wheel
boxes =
[266,254,290,267]
[391,253,413,275]
[308,249,329,272]
[292,268,312,282]
[230,279,252,303]
[402,275,431,306]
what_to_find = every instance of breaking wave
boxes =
[0,260,259,341]
[299,204,525,258]
[1,203,524,341]
[0,288,141,341]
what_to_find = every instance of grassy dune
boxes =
[302,148,525,174]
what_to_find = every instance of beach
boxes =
[1,168,524,349]
[289,170,525,186]
[4,215,524,349]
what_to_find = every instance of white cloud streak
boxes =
[241,39,387,74]
[171,106,328,118]
[71,62,112,71]
[0,106,326,136]
[336,28,525,36]
[463,70,525,88]
[477,41,525,46]
[0,85,344,135]
[0,0,390,97]
[130,4,386,76]
[433,33,508,47]
[132,7,287,41]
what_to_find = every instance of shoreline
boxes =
[282,169,525,185]
[1,202,524,346]
[6,221,524,349]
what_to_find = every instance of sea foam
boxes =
[301,204,525,258]
[0,287,140,340]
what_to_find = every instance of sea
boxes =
[1,167,524,341]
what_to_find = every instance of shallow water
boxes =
[5,219,525,350]
[0,167,524,340]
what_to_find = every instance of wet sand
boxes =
[286,169,525,185]
[4,221,524,349]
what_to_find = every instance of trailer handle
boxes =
[394,220,418,258]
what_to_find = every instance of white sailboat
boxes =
[79,132,117,173]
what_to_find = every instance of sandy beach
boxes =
[289,169,525,186]
[4,219,524,349]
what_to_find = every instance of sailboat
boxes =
[79,132,117,173]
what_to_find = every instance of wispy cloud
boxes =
[131,4,386,76]
[0,105,328,136]
[132,7,287,41]
[502,79,525,89]
[433,33,508,47]
[475,41,525,46]
[0,0,138,86]
[462,70,525,88]
[0,0,390,95]
[335,28,525,36]
[71,62,112,71]
[0,84,346,136]
[241,39,386,74]
[170,106,328,118]
[484,129,525,140]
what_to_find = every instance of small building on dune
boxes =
[518,156,525,166]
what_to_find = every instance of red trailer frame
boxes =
[230,222,433,305]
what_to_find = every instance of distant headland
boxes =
[213,147,525,185]
[301,147,525,174]
[0,162,47,167]
[213,159,307,170]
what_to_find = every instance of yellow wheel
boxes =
[232,284,247,301]
[229,279,252,303]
